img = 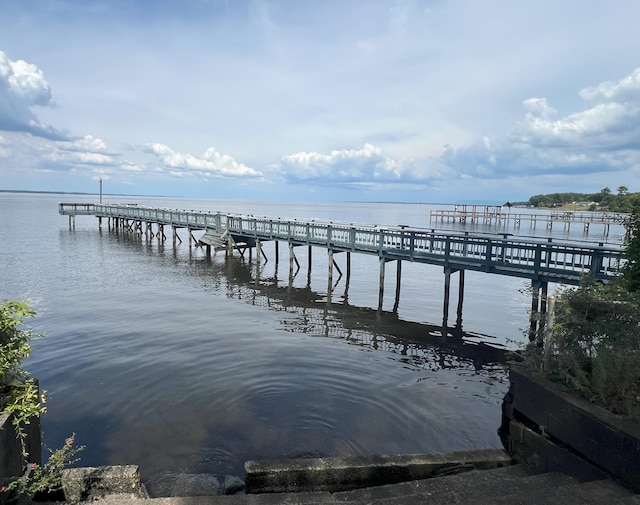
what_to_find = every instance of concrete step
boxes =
[333,467,575,504]
[330,467,636,505]
[87,466,638,505]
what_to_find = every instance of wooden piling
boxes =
[328,249,334,300]
[443,268,451,329]
[529,280,542,342]
[456,270,465,329]
[393,260,402,312]
[378,257,385,312]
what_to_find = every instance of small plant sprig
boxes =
[0,300,47,459]
[1,434,85,499]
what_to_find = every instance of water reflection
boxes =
[192,253,508,372]
[100,227,509,372]
[53,227,510,496]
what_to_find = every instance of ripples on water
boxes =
[4,194,621,496]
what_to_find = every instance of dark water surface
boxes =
[1,193,623,495]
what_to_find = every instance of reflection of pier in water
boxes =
[198,255,507,372]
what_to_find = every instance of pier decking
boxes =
[430,205,628,235]
[59,202,625,339]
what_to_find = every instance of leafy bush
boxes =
[1,300,84,500]
[538,280,640,418]
[0,300,47,458]
[521,204,640,420]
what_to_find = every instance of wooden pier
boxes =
[430,205,628,236]
[59,203,624,340]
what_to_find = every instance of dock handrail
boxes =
[59,203,624,285]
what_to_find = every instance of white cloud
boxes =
[276,144,391,180]
[0,51,69,140]
[143,143,261,178]
[47,134,115,166]
[522,98,557,120]
[579,67,640,103]
[61,135,109,153]
[443,67,640,178]
[272,143,454,194]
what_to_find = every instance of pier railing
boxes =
[59,203,624,285]
[429,206,628,236]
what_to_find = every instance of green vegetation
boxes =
[521,202,640,419]
[1,301,84,500]
[0,301,47,458]
[517,186,640,212]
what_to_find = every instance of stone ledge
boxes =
[244,448,513,493]
[62,465,149,502]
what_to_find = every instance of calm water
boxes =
[0,193,624,495]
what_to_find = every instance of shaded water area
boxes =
[1,193,625,496]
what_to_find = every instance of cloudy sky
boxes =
[0,0,639,203]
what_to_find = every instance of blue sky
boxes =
[0,0,639,203]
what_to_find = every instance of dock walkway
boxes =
[59,203,623,285]
[59,202,625,338]
[430,204,628,236]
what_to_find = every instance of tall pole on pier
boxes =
[99,178,103,204]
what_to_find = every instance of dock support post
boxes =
[343,252,351,301]
[328,250,334,301]
[378,257,386,312]
[98,217,102,230]
[275,241,279,264]
[256,239,262,264]
[308,246,312,270]
[393,260,402,312]
[456,269,465,330]
[529,279,542,342]
[289,243,299,275]
[443,268,451,330]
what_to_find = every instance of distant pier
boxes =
[59,203,624,340]
[430,205,628,236]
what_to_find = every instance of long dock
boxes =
[430,205,628,236]
[59,203,625,340]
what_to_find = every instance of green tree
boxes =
[618,185,629,196]
[621,202,640,292]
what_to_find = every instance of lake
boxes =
[0,192,623,495]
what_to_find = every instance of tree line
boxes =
[515,186,639,212]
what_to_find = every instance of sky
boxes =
[0,0,639,204]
